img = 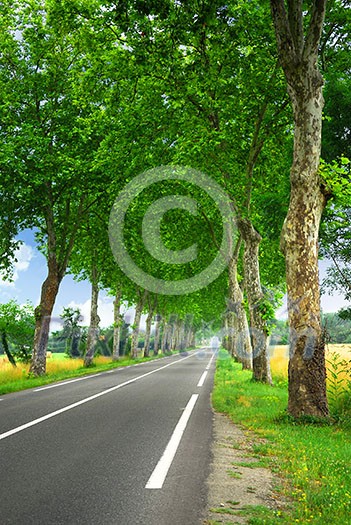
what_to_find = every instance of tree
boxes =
[60,307,83,358]
[238,218,273,384]
[84,262,101,367]
[143,294,157,357]
[112,285,123,361]
[0,301,35,365]
[320,201,351,301]
[226,244,252,369]
[0,4,27,281]
[75,0,289,379]
[321,312,351,344]
[118,0,290,381]
[153,314,162,355]
[68,221,104,368]
[321,0,351,163]
[0,1,112,375]
[270,0,329,417]
[130,289,147,359]
[319,2,351,306]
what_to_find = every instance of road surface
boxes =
[0,349,216,524]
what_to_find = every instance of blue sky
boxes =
[0,229,349,328]
[0,230,135,329]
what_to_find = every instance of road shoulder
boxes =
[204,412,285,524]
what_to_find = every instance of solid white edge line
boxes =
[145,394,199,490]
[0,352,199,442]
[206,353,216,370]
[197,370,208,388]
[209,353,216,364]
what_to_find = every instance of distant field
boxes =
[326,343,351,359]
[0,353,112,385]
[270,343,351,380]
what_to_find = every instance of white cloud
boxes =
[56,295,146,330]
[65,296,115,328]
[0,243,34,287]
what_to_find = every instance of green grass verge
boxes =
[0,350,186,395]
[212,349,351,525]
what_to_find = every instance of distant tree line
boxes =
[270,313,351,346]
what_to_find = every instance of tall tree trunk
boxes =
[112,286,123,361]
[184,314,194,350]
[160,317,169,353]
[29,187,84,376]
[30,266,61,376]
[165,320,172,352]
[271,0,329,417]
[169,314,178,351]
[177,319,185,351]
[227,254,252,370]
[153,314,162,355]
[1,330,16,367]
[283,108,328,416]
[189,328,196,348]
[239,218,272,384]
[222,315,229,351]
[84,276,100,367]
[143,309,154,358]
[130,290,146,359]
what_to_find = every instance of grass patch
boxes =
[0,350,181,395]
[204,520,233,525]
[231,459,271,469]
[227,470,242,479]
[210,507,238,515]
[236,504,280,524]
[213,350,351,524]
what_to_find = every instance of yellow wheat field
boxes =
[269,345,289,377]
[0,354,111,383]
[270,344,351,384]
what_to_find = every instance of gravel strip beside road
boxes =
[205,412,285,524]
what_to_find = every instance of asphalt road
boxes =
[0,349,216,525]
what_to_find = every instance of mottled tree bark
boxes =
[177,319,185,351]
[143,309,154,358]
[239,218,272,384]
[189,328,196,348]
[84,274,100,367]
[160,317,169,353]
[227,253,252,370]
[271,0,329,417]
[221,315,229,352]
[184,314,194,350]
[169,314,178,351]
[30,263,61,376]
[112,286,123,361]
[130,290,146,359]
[153,314,162,355]
[30,189,84,376]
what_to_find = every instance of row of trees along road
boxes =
[0,0,350,418]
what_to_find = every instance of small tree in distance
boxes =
[60,307,84,358]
